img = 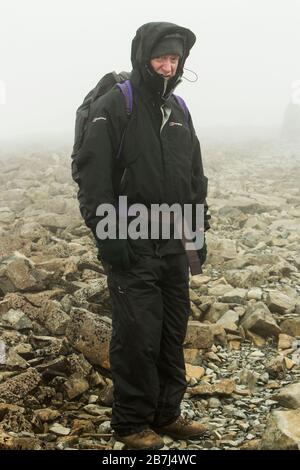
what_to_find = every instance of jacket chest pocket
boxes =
[165,124,193,166]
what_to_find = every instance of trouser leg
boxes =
[153,253,190,426]
[107,257,164,435]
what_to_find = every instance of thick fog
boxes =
[1,0,300,145]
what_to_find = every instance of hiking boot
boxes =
[114,428,164,450]
[153,416,209,440]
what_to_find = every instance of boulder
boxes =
[0,368,41,403]
[225,266,265,288]
[66,308,112,369]
[0,253,49,293]
[266,291,296,314]
[280,317,300,337]
[278,333,295,350]
[241,302,281,338]
[184,321,214,349]
[0,309,33,330]
[220,288,247,304]
[261,410,300,450]
[274,382,300,409]
[39,300,70,335]
[188,378,235,397]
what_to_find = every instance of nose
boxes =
[161,59,172,74]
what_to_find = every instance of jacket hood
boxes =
[130,22,196,101]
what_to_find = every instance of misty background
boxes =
[1,0,300,149]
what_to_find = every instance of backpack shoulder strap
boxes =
[116,80,133,115]
[114,80,133,162]
[173,94,189,124]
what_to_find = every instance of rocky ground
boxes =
[0,140,300,450]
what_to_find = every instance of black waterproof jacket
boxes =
[73,22,210,253]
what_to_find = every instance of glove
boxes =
[97,238,139,271]
[197,238,207,266]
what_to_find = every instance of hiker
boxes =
[72,21,211,449]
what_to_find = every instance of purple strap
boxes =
[117,80,133,115]
[116,80,133,160]
[174,94,189,123]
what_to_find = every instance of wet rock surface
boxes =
[0,143,300,450]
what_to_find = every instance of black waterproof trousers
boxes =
[105,251,190,436]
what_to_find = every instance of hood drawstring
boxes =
[162,78,168,98]
[182,67,198,83]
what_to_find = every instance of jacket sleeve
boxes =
[189,116,211,232]
[71,88,127,240]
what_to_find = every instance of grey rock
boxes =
[247,288,263,300]
[266,291,296,314]
[49,423,70,436]
[39,301,70,335]
[280,317,300,337]
[205,302,230,323]
[274,382,300,409]
[206,235,238,260]
[63,373,90,400]
[1,309,33,330]
[184,321,214,349]
[66,308,112,368]
[0,368,41,403]
[0,253,49,293]
[241,302,281,338]
[220,288,247,304]
[261,410,300,449]
[225,266,265,289]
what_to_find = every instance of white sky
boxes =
[0,0,300,141]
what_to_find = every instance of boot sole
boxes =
[153,428,210,440]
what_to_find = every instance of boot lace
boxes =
[139,429,155,437]
[176,415,193,426]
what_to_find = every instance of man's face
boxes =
[150,54,180,80]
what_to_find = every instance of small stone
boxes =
[249,350,265,358]
[280,318,300,337]
[237,420,250,431]
[278,333,295,351]
[190,275,211,288]
[88,395,99,404]
[34,409,60,423]
[266,291,296,315]
[63,373,89,400]
[229,340,241,350]
[246,330,266,348]
[83,404,111,416]
[189,377,198,386]
[274,382,300,409]
[113,440,126,450]
[247,288,262,300]
[49,423,70,436]
[98,421,111,433]
[1,309,33,330]
[208,398,221,408]
[284,357,296,370]
[185,363,205,381]
[266,356,286,379]
[261,410,300,449]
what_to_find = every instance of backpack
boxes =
[71,71,189,191]
[71,71,132,185]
